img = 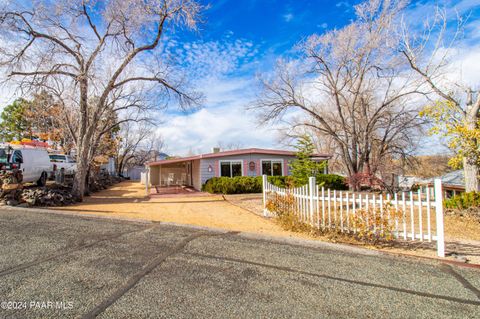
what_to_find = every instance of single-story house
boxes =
[418,170,465,197]
[146,148,331,191]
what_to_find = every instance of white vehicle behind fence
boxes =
[0,145,53,186]
[49,154,77,177]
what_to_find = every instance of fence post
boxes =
[309,176,316,225]
[262,175,268,217]
[434,179,445,257]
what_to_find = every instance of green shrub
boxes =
[201,174,348,194]
[316,174,348,190]
[444,192,480,210]
[266,174,347,189]
[202,176,262,194]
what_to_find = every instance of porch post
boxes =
[191,160,194,187]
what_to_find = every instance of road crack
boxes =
[0,225,156,277]
[81,231,237,319]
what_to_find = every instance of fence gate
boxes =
[262,175,445,257]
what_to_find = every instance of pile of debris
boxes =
[88,169,123,193]
[0,169,124,207]
[0,169,24,206]
[20,187,75,207]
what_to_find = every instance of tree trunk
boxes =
[72,142,89,201]
[463,157,479,193]
[84,168,91,197]
[72,78,90,201]
[463,106,480,193]
[117,156,125,176]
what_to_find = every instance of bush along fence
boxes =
[262,175,446,257]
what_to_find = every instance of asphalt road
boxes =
[0,208,479,318]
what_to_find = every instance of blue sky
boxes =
[0,0,479,156]
[160,0,365,155]
[194,0,359,54]
[157,0,479,156]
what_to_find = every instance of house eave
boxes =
[147,148,332,167]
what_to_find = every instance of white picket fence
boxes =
[262,175,445,257]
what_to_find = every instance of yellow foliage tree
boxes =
[421,100,480,169]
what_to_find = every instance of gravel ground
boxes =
[0,208,479,318]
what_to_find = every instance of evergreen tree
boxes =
[0,99,31,141]
[290,135,326,185]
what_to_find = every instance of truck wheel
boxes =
[37,172,47,187]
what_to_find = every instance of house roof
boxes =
[418,170,465,190]
[439,170,465,188]
[147,148,331,166]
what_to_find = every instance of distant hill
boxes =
[404,155,452,178]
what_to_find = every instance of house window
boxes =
[220,161,243,177]
[261,160,283,176]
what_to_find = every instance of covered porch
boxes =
[148,158,201,192]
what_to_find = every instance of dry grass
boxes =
[445,214,480,241]
[227,193,480,242]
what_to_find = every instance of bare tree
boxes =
[115,121,163,175]
[217,141,244,151]
[255,0,424,189]
[399,8,480,192]
[0,0,202,200]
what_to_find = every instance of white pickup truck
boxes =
[49,154,77,176]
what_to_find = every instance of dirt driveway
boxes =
[53,181,480,264]
[54,181,302,239]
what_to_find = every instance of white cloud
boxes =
[167,38,257,79]
[158,75,284,156]
[317,23,328,29]
[403,1,480,89]
[156,37,285,156]
[443,45,480,88]
[336,1,350,8]
[283,13,294,22]
[159,106,283,156]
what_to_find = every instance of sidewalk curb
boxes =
[2,205,479,270]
